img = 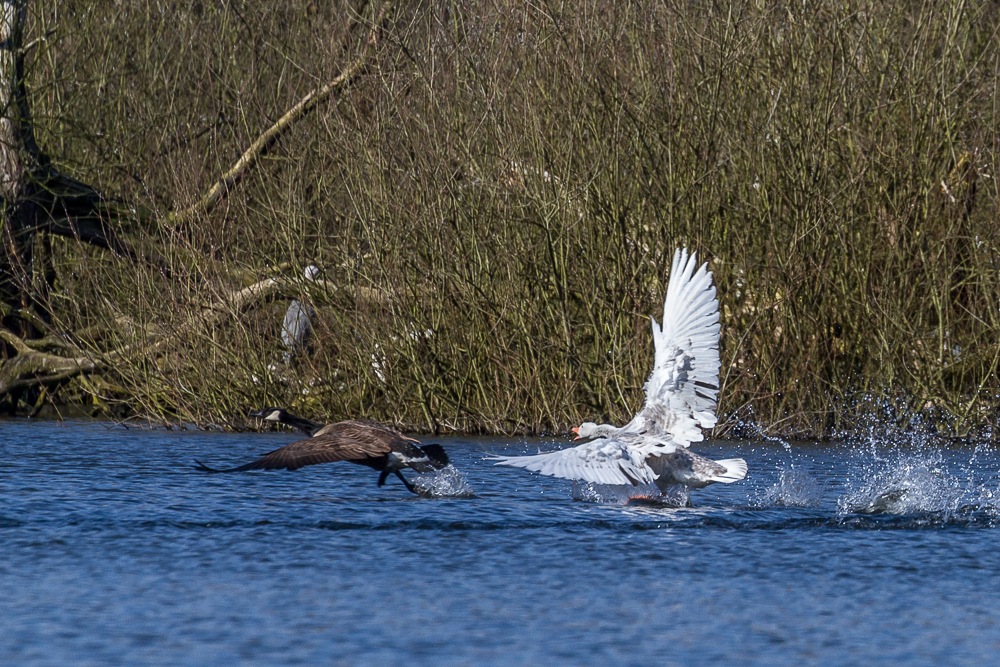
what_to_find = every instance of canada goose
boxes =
[494,248,747,493]
[282,265,320,364]
[195,407,449,494]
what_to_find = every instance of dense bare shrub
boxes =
[8,0,1000,437]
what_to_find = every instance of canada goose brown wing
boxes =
[322,421,449,470]
[313,420,424,455]
[316,419,420,441]
[194,419,433,473]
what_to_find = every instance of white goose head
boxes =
[571,422,618,440]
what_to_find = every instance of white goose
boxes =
[494,248,747,493]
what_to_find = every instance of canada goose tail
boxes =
[419,444,450,469]
[710,458,748,484]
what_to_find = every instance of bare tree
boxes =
[0,0,390,409]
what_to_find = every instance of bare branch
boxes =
[172,1,392,225]
[0,327,32,354]
[0,303,51,334]
[18,29,56,57]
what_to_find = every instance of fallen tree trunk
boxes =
[0,327,96,395]
[0,272,385,401]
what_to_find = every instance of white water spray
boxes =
[412,465,476,498]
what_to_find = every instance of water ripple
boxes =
[4,421,1000,666]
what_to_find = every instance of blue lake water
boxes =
[3,420,1000,665]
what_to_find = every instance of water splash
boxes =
[971,485,1000,516]
[838,449,967,516]
[726,405,794,452]
[755,468,824,508]
[412,465,476,498]
[757,431,793,453]
[571,482,691,507]
[571,481,636,504]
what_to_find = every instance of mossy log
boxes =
[0,327,97,395]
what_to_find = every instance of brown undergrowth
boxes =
[9,0,1000,437]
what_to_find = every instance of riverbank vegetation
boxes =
[1,0,999,438]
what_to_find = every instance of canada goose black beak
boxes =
[248,409,267,418]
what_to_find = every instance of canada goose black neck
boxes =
[278,412,324,436]
[249,407,323,436]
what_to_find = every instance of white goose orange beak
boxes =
[572,426,581,441]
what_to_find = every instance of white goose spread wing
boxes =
[492,438,658,486]
[622,248,721,446]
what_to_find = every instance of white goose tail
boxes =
[711,458,748,484]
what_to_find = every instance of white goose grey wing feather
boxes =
[622,248,721,446]
[493,437,658,486]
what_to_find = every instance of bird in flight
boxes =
[195,407,449,494]
[494,248,746,495]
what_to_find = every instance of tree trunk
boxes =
[0,0,43,338]
[0,1,135,348]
